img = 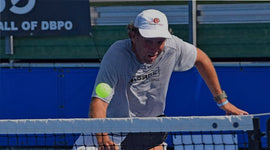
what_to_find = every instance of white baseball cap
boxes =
[134,9,171,39]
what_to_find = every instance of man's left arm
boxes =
[194,48,248,115]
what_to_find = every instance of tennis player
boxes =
[73,9,248,150]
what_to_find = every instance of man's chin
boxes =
[145,60,155,64]
[145,56,157,64]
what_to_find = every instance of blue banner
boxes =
[0,0,91,36]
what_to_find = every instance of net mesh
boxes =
[0,115,255,150]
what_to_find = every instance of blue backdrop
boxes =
[0,66,269,119]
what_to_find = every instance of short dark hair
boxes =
[127,22,140,38]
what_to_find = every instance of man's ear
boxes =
[129,31,137,43]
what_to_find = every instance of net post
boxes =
[5,35,14,55]
[188,0,197,46]
[247,118,262,150]
[267,118,270,150]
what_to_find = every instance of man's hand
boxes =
[219,102,249,115]
[96,133,119,150]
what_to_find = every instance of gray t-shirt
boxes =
[92,35,197,118]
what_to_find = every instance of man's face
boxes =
[132,34,166,64]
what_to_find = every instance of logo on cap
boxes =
[153,18,160,24]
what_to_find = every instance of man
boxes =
[74,9,248,150]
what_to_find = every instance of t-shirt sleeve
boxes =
[91,42,120,103]
[173,36,197,71]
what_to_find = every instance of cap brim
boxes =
[139,29,171,39]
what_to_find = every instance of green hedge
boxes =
[1,23,270,61]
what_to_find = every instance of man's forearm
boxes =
[89,97,108,118]
[89,97,119,149]
[195,49,223,97]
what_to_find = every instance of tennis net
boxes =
[0,115,263,150]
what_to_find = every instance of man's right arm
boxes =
[89,97,119,150]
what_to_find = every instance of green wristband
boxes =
[214,90,227,102]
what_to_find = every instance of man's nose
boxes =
[149,44,160,52]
